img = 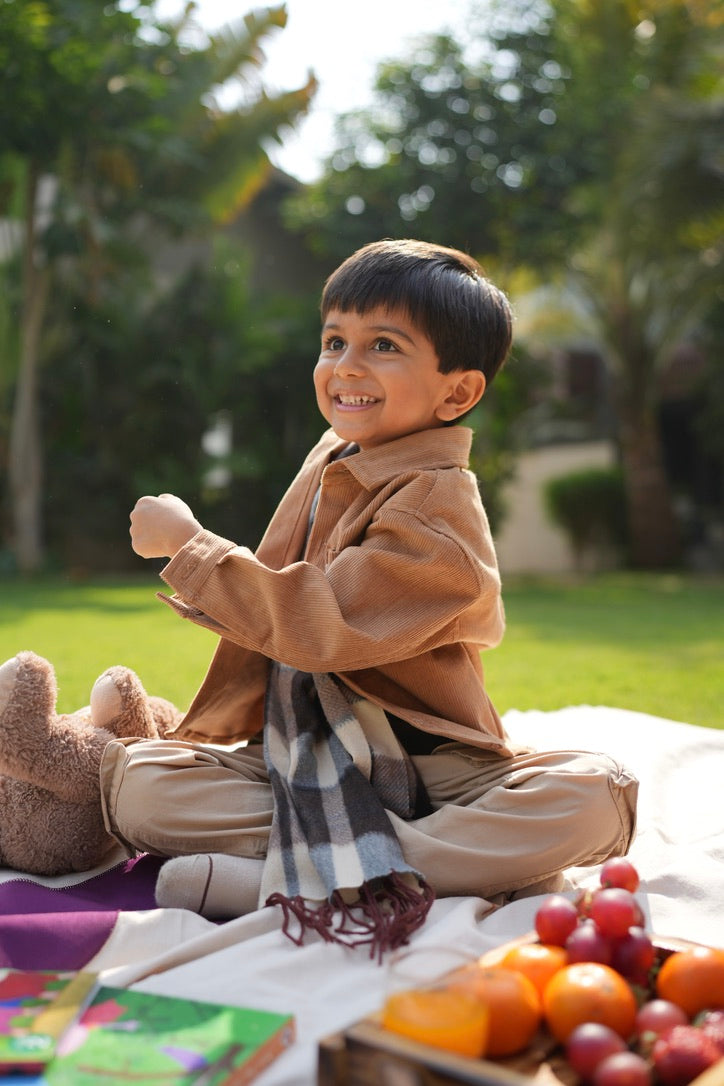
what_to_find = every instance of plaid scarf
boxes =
[261,663,434,960]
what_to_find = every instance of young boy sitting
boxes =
[102,239,636,955]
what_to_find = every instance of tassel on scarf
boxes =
[266,873,435,963]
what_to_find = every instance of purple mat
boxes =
[0,855,164,971]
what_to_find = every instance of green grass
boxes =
[487,574,724,729]
[1,573,722,728]
[1,576,212,712]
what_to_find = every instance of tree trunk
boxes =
[8,165,50,573]
[603,290,683,570]
[618,404,681,569]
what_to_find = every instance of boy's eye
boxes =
[324,335,345,351]
[374,337,398,352]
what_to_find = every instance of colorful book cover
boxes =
[0,969,97,1073]
[42,984,295,1085]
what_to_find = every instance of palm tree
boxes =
[1,0,316,572]
[550,1,723,566]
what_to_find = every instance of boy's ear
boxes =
[436,370,486,422]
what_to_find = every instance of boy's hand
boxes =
[130,494,203,559]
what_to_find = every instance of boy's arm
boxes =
[159,500,503,673]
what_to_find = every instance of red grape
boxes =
[600,858,640,893]
[635,1000,689,1051]
[567,1022,627,1081]
[567,921,614,965]
[593,1051,652,1086]
[590,888,638,939]
[535,894,579,946]
[611,927,655,983]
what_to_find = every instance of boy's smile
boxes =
[314,306,471,450]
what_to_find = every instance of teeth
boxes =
[338,394,377,405]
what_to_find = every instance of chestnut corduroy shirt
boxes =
[160,426,513,755]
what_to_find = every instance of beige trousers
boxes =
[100,737,638,900]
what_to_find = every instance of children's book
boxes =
[0,968,97,1074]
[42,984,295,1086]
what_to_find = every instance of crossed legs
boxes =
[100,736,637,918]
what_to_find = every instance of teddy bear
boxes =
[0,650,183,876]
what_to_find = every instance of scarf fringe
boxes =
[266,872,435,963]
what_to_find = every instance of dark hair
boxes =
[320,238,513,384]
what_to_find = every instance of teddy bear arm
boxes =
[0,653,108,803]
[148,696,184,738]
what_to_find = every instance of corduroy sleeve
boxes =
[160,472,503,674]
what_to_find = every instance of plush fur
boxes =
[0,651,182,875]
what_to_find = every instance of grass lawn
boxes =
[1,572,722,728]
[487,573,724,729]
[2,576,213,713]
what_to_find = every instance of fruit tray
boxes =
[317,935,721,1086]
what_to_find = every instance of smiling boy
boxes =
[104,239,638,953]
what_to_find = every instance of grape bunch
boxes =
[535,857,653,985]
[531,858,724,1086]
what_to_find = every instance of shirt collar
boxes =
[323,426,473,490]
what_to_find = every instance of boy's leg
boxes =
[101,735,637,913]
[100,737,274,917]
[390,744,638,901]
[99,737,273,859]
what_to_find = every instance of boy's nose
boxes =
[333,348,366,377]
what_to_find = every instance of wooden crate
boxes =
[318,1015,572,1086]
[318,934,720,1086]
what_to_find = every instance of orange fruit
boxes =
[447,964,541,1057]
[381,987,489,1058]
[543,961,638,1043]
[498,942,569,1000]
[656,946,724,1017]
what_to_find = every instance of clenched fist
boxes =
[130,494,203,559]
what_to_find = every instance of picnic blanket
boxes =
[1,704,722,1085]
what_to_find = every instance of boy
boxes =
[105,239,637,954]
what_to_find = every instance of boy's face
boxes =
[314,306,471,450]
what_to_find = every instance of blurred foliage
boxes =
[0,0,317,233]
[285,0,721,273]
[0,0,317,570]
[694,301,724,467]
[41,239,324,569]
[282,0,617,265]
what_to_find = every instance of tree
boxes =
[285,0,723,567]
[0,0,316,572]
[40,240,325,569]
[540,0,723,567]
[283,19,583,265]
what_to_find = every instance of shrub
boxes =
[544,467,628,570]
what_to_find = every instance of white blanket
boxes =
[4,706,724,1085]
